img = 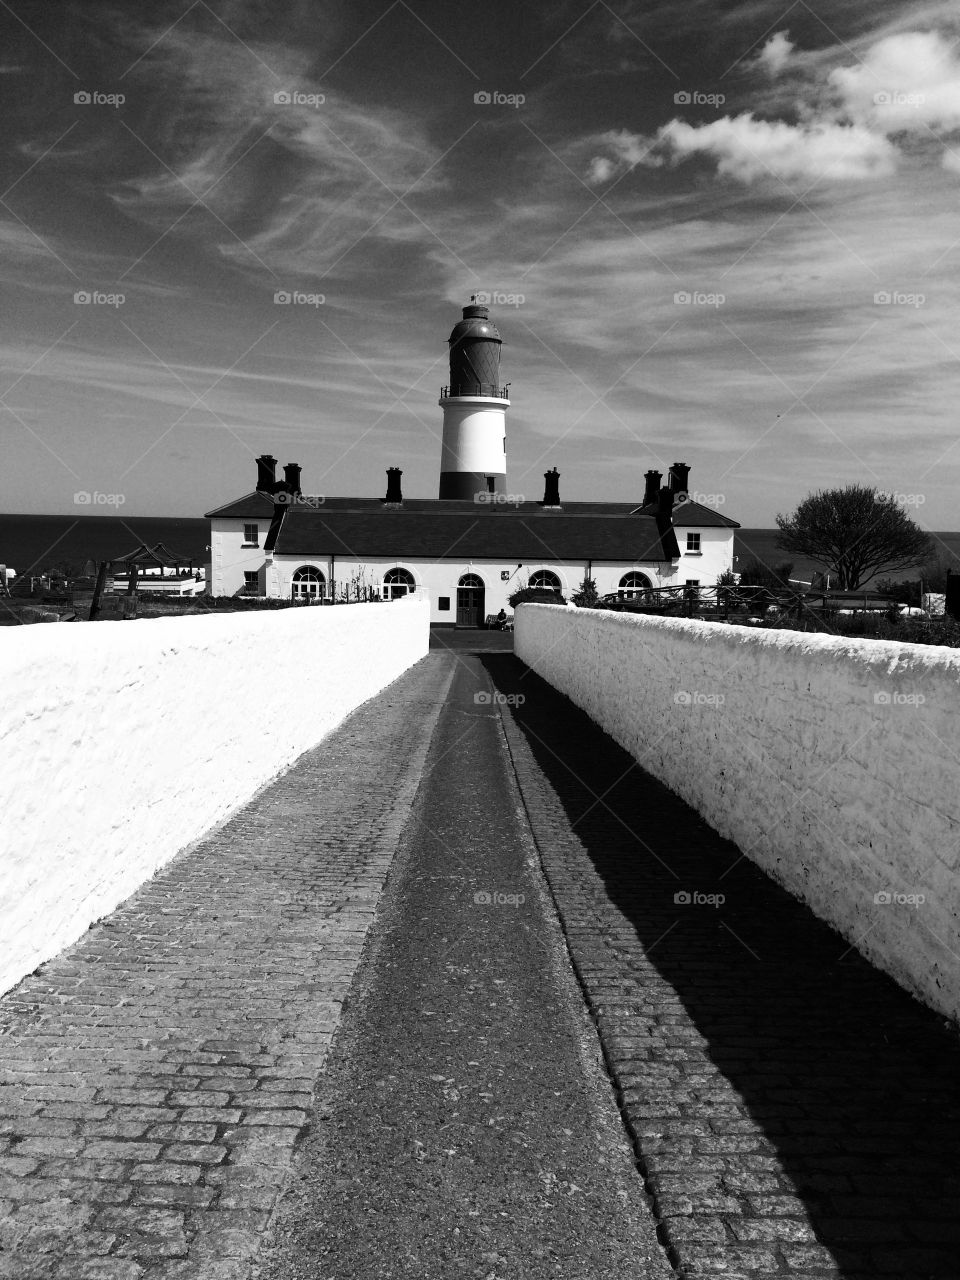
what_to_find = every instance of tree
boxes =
[776,485,934,590]
[571,575,601,607]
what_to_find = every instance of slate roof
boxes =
[205,492,739,529]
[662,501,739,529]
[269,507,675,562]
[205,491,278,519]
[206,492,735,563]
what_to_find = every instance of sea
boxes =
[0,514,209,575]
[733,529,960,585]
[1,514,958,584]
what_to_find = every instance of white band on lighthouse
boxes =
[439,300,510,501]
[439,394,510,500]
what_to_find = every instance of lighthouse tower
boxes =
[438,299,510,500]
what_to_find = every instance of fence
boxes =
[265,581,427,605]
[603,584,900,621]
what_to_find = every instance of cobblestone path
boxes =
[485,650,960,1280]
[3,633,959,1280]
[0,655,454,1279]
[252,640,674,1280]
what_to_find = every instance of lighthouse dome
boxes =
[448,303,502,345]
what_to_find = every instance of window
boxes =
[438,596,450,611]
[243,523,259,546]
[383,567,416,599]
[686,532,701,553]
[243,571,258,595]
[619,571,653,599]
[291,565,326,600]
[685,579,700,587]
[529,569,561,592]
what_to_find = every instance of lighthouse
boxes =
[438,299,510,500]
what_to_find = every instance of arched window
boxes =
[383,567,416,599]
[291,565,326,600]
[619,571,653,599]
[529,569,562,592]
[458,572,484,589]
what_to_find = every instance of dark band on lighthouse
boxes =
[439,301,511,500]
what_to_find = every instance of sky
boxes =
[2,0,960,528]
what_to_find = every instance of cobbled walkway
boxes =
[3,633,959,1280]
[0,654,454,1280]
[484,650,960,1280]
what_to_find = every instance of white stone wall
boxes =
[515,604,960,1022]
[0,599,430,996]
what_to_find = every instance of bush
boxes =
[571,576,601,607]
[508,586,567,608]
[758,611,960,648]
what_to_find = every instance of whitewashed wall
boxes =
[208,517,734,618]
[0,599,429,995]
[516,604,960,1022]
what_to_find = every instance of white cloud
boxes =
[588,28,960,187]
[657,114,898,183]
[585,129,660,185]
[753,31,795,77]
[589,115,897,186]
[828,30,960,134]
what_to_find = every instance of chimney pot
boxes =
[643,469,662,506]
[256,454,278,493]
[668,461,690,498]
[282,462,302,496]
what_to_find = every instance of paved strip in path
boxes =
[253,640,675,1280]
[484,649,960,1280]
[0,653,454,1280]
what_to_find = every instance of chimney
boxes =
[283,462,302,495]
[643,469,662,506]
[656,484,681,561]
[256,454,278,493]
[542,467,560,506]
[669,461,690,498]
[385,467,403,503]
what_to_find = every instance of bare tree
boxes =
[776,485,934,590]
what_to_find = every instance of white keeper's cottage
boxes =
[206,300,738,624]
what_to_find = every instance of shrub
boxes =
[571,576,601,607]
[508,586,567,608]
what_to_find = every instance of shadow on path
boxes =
[481,651,960,1280]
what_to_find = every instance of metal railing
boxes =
[440,384,509,399]
[275,581,426,605]
[601,585,901,621]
